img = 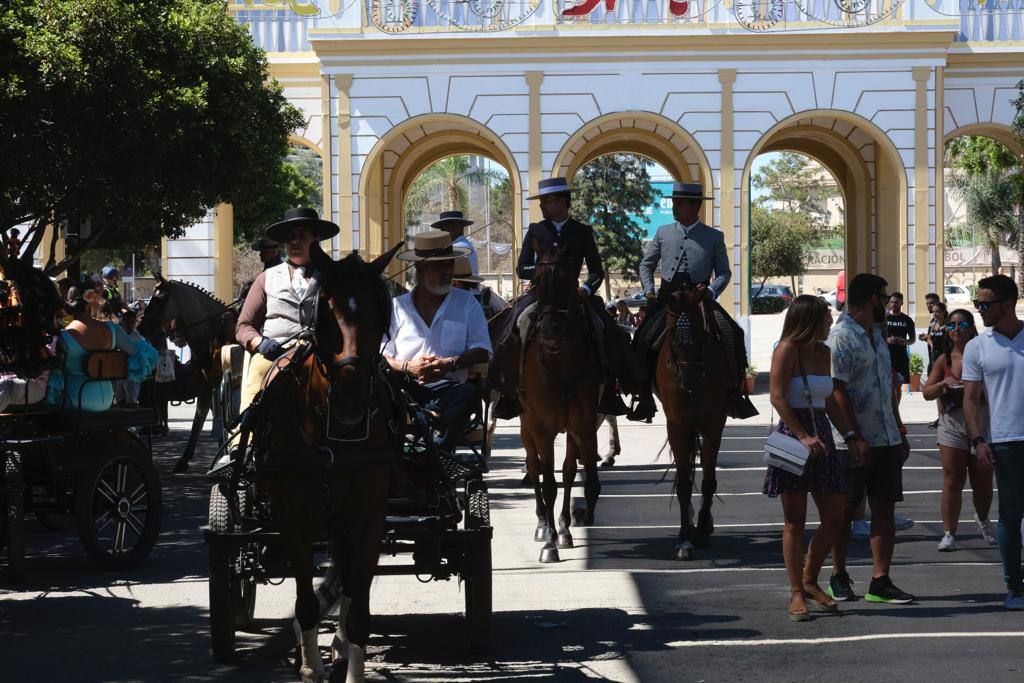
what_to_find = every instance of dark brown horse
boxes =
[655,286,728,560]
[520,243,603,563]
[138,276,236,471]
[248,243,401,682]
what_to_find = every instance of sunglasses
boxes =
[945,321,972,331]
[973,299,1010,312]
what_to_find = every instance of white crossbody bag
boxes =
[763,352,818,477]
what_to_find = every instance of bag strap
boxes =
[796,349,819,438]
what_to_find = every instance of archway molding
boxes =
[944,123,1024,158]
[358,114,522,275]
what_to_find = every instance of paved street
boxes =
[2,404,1022,681]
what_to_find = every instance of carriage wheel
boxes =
[3,453,26,583]
[208,485,257,629]
[75,445,162,570]
[464,532,492,654]
[209,537,237,662]
[465,480,490,531]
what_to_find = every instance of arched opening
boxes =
[742,111,908,318]
[941,126,1024,296]
[359,115,522,279]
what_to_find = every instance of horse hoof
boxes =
[600,457,615,468]
[534,526,548,543]
[675,542,695,561]
[556,532,574,549]
[172,459,189,474]
[539,546,560,563]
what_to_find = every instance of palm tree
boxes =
[948,167,1021,275]
[404,156,505,231]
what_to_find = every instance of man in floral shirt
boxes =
[826,273,914,605]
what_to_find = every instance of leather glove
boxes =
[257,337,283,360]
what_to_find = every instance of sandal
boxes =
[803,583,840,612]
[789,591,811,622]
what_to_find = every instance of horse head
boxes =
[664,280,706,318]
[138,274,179,342]
[531,240,579,356]
[308,242,402,425]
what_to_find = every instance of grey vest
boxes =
[262,262,318,343]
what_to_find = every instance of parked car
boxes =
[751,284,794,314]
[944,283,972,305]
[821,289,839,308]
[624,291,648,308]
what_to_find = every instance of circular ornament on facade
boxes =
[793,0,904,27]
[368,0,417,33]
[733,0,783,31]
[427,0,541,31]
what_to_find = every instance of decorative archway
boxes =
[741,110,908,317]
[551,112,715,224]
[944,123,1024,158]
[358,114,522,276]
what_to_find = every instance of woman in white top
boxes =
[764,295,850,621]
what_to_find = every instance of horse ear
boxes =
[368,243,403,277]
[309,240,333,273]
[155,270,167,286]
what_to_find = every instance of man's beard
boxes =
[425,282,452,296]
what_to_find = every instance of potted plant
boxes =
[908,352,925,392]
[744,363,758,394]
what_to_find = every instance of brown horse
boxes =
[520,243,603,563]
[654,286,729,561]
[246,243,401,682]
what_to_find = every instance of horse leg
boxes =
[523,426,548,543]
[667,421,697,561]
[537,438,560,563]
[334,469,388,682]
[557,439,578,549]
[573,425,601,527]
[693,422,724,548]
[173,390,211,473]
[319,532,352,662]
[599,415,620,468]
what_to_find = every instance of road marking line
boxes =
[494,562,1002,576]
[593,489,972,498]
[666,632,1024,648]
[594,466,944,474]
[586,519,975,530]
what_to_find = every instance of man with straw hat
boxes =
[632,182,757,420]
[382,230,492,462]
[432,210,479,275]
[451,255,507,318]
[235,207,339,413]
[490,177,648,420]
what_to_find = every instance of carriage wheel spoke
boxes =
[95,509,114,532]
[115,463,129,495]
[125,512,144,536]
[113,521,127,554]
[129,483,148,506]
[97,479,119,505]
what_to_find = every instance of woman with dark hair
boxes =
[46,284,158,411]
[922,308,996,551]
[764,294,849,621]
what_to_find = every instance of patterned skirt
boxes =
[763,408,848,498]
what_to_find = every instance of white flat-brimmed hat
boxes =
[431,210,474,229]
[451,255,484,284]
[527,177,571,200]
[396,229,471,262]
[669,183,713,200]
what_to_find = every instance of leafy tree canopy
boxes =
[234,146,320,244]
[751,152,842,245]
[571,154,657,298]
[750,205,813,287]
[0,0,304,273]
[945,135,1018,175]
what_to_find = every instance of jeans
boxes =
[403,379,481,452]
[993,441,1024,590]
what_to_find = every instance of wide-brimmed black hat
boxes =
[249,237,280,252]
[431,210,474,229]
[265,207,340,243]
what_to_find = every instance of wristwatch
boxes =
[971,435,986,448]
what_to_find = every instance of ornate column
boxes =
[718,68,738,316]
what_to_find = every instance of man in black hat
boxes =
[631,183,756,420]
[432,210,478,275]
[235,207,339,412]
[251,236,282,272]
[490,177,647,419]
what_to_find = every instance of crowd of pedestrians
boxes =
[765,272,1024,617]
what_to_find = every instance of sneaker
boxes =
[1004,589,1024,611]
[865,575,915,604]
[894,513,915,531]
[850,518,871,540]
[976,514,997,546]
[937,532,957,552]
[827,571,857,602]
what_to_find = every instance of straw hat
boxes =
[396,229,471,262]
[668,182,713,200]
[451,256,483,284]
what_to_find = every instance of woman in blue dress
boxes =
[47,284,158,411]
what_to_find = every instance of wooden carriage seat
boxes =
[220,344,245,388]
[85,350,128,380]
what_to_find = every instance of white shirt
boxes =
[679,220,700,236]
[382,287,493,383]
[962,323,1024,443]
[552,218,569,235]
[453,235,479,275]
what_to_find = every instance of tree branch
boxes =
[44,224,113,277]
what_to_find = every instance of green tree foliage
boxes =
[1010,80,1024,290]
[405,156,503,230]
[234,147,320,244]
[750,205,812,290]
[571,154,657,299]
[0,0,304,273]
[751,152,842,243]
[947,167,1021,275]
[946,135,1018,174]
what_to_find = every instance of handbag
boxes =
[763,351,819,477]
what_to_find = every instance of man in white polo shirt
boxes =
[382,230,492,460]
[963,274,1024,611]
